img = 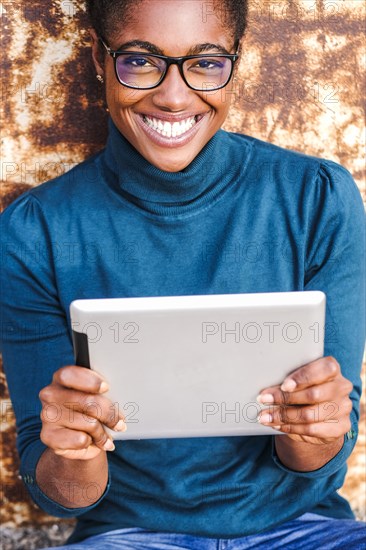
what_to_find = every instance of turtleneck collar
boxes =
[102,115,250,216]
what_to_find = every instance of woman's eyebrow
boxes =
[115,40,231,55]
[189,43,231,55]
[115,40,164,54]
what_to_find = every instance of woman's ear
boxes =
[89,28,105,77]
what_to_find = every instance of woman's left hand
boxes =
[257,356,354,445]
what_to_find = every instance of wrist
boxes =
[274,434,344,472]
[36,447,109,508]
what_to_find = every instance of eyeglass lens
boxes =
[115,54,233,89]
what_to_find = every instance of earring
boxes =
[96,74,104,84]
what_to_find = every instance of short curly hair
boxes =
[85,0,248,44]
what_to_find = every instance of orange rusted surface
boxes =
[1,0,365,527]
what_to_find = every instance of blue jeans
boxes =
[42,514,366,549]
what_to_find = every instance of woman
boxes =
[1,0,365,548]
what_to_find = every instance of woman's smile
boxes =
[135,111,209,148]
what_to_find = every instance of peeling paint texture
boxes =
[1,0,365,533]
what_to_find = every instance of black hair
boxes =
[85,0,248,46]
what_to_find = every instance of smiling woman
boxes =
[1,0,365,549]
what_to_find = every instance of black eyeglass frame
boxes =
[98,37,240,91]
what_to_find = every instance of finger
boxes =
[41,424,93,451]
[40,426,114,460]
[258,397,352,426]
[53,365,109,394]
[269,417,351,439]
[257,378,353,406]
[53,447,104,460]
[279,356,340,393]
[40,409,118,450]
[39,386,126,430]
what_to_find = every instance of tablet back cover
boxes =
[70,291,325,440]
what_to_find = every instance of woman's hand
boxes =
[39,365,127,461]
[257,356,353,445]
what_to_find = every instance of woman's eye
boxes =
[191,59,224,70]
[197,60,214,69]
[125,56,151,67]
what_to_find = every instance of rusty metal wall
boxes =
[1,0,365,529]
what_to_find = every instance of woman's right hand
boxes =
[39,365,127,460]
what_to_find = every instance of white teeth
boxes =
[172,122,180,138]
[143,115,197,138]
[164,121,171,138]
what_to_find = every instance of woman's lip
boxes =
[135,112,208,148]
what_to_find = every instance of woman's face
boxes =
[91,0,238,172]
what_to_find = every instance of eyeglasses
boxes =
[98,37,240,91]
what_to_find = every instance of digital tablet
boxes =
[70,291,325,440]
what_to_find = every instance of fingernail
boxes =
[99,381,109,393]
[256,394,274,404]
[272,425,282,430]
[258,413,273,424]
[103,439,115,451]
[114,420,127,432]
[281,379,297,392]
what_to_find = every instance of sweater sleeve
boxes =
[0,192,111,517]
[271,160,366,477]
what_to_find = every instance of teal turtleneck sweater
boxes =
[1,116,365,543]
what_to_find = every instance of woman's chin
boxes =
[146,152,195,172]
[133,138,199,172]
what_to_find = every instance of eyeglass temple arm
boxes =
[98,36,112,55]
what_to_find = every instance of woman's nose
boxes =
[151,64,194,110]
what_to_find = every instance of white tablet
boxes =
[70,291,325,440]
